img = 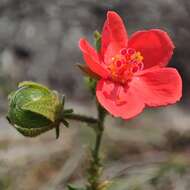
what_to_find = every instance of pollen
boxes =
[131,51,144,62]
[108,48,144,84]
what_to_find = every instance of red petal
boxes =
[134,67,182,106]
[79,38,109,78]
[96,79,145,119]
[101,19,110,57]
[128,29,174,69]
[96,68,182,120]
[107,11,128,48]
[101,11,128,65]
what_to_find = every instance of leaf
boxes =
[94,30,101,51]
[63,109,74,116]
[21,95,60,122]
[76,64,100,80]
[67,184,86,190]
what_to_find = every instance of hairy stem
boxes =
[87,102,106,190]
[62,104,106,190]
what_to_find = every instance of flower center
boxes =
[108,48,144,84]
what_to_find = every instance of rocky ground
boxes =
[1,102,190,190]
[0,0,189,102]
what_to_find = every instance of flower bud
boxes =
[94,30,101,51]
[7,81,64,137]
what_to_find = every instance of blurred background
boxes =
[0,0,190,189]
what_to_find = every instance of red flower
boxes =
[79,11,182,119]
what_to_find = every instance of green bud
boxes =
[94,31,101,52]
[7,81,64,137]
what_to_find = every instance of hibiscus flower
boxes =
[79,11,182,119]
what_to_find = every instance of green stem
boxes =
[87,102,106,190]
[93,103,105,161]
[62,104,106,190]
[64,113,98,124]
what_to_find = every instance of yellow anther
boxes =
[108,49,144,84]
[131,52,143,62]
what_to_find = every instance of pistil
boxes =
[108,48,144,84]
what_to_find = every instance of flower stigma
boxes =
[108,48,144,84]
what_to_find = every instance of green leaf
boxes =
[63,109,74,115]
[94,31,101,52]
[21,95,60,122]
[67,184,85,190]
